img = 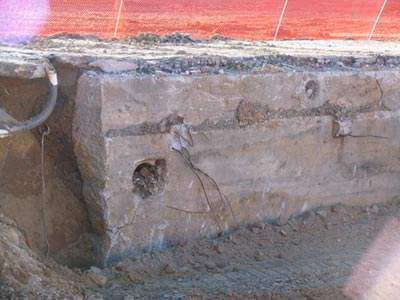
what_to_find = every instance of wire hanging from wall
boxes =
[41,125,50,257]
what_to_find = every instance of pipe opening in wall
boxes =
[132,159,166,199]
[305,80,318,99]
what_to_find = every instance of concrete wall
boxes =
[73,70,400,266]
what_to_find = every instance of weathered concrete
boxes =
[73,70,400,265]
[0,53,46,79]
[2,38,400,266]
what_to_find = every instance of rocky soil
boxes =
[2,198,400,300]
[1,34,400,79]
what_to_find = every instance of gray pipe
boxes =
[0,61,58,137]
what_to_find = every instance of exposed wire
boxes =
[166,206,210,214]
[41,125,50,257]
[171,125,236,228]
[348,134,388,139]
[173,147,223,232]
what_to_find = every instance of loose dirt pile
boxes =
[2,198,400,300]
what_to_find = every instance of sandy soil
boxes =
[2,198,400,299]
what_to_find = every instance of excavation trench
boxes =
[0,38,400,270]
[0,67,96,268]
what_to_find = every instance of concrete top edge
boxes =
[0,52,47,79]
[1,38,400,77]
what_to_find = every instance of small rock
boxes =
[86,70,98,76]
[254,222,267,230]
[275,216,288,226]
[306,88,314,98]
[254,251,263,261]
[386,58,394,65]
[330,205,339,213]
[250,226,261,234]
[365,57,377,64]
[205,261,216,270]
[124,296,134,300]
[127,272,144,284]
[370,205,379,214]
[376,58,385,65]
[0,225,19,244]
[139,167,151,178]
[164,264,175,274]
[87,272,107,288]
[178,240,187,247]
[336,61,345,68]
[216,261,228,269]
[279,229,287,237]
[186,68,201,75]
[213,242,224,254]
[316,209,328,219]
[155,70,167,76]
[193,263,202,270]
[89,266,102,274]
[115,264,128,272]
[26,275,42,289]
[287,219,300,232]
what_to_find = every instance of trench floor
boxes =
[2,199,400,300]
[89,200,400,300]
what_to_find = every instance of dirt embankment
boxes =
[0,68,96,268]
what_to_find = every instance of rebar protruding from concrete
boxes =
[0,60,58,138]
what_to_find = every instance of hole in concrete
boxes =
[305,80,318,99]
[132,159,166,199]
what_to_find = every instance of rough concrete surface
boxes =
[74,69,400,265]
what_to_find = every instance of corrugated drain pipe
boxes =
[0,60,58,138]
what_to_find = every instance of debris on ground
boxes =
[2,198,400,299]
[132,162,162,199]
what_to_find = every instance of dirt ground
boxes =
[2,198,400,300]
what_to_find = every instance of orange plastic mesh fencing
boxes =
[1,0,399,44]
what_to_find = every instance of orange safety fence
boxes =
[1,0,399,44]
